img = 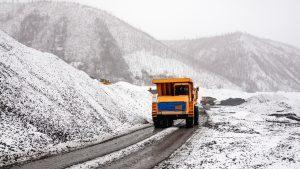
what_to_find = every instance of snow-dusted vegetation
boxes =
[156,91,300,169]
[164,32,300,92]
[0,30,151,167]
[123,50,239,89]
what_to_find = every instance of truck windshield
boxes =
[174,85,189,95]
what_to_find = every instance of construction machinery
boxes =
[151,78,199,128]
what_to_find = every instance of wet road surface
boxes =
[99,126,196,169]
[10,127,161,169]
[99,112,207,169]
[10,112,207,169]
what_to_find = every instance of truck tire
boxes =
[186,117,194,128]
[154,116,165,128]
[167,119,174,127]
[162,117,169,128]
[155,116,168,128]
[194,106,199,125]
[153,117,160,128]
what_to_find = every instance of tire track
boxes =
[10,112,206,169]
[9,126,161,169]
[98,112,207,169]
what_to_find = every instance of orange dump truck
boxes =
[151,78,199,128]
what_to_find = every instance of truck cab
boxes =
[151,78,199,128]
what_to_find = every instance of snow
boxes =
[0,19,299,168]
[164,32,300,92]
[0,30,152,167]
[156,91,300,169]
[68,127,178,169]
[124,50,240,89]
[0,1,245,89]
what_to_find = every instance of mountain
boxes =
[164,32,300,92]
[0,1,238,89]
[0,30,151,166]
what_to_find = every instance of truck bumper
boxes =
[157,111,186,115]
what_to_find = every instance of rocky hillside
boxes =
[164,32,300,92]
[0,30,152,166]
[0,1,237,89]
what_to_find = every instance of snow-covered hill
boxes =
[164,32,300,92]
[123,50,238,88]
[0,30,151,167]
[0,1,237,89]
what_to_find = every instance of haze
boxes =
[2,0,300,48]
[65,0,299,48]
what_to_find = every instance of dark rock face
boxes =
[92,18,132,82]
[18,11,49,47]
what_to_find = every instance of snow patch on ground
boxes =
[156,92,300,169]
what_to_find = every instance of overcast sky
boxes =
[6,0,300,48]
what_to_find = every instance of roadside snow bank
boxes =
[0,31,151,167]
[156,92,300,169]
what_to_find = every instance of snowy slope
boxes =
[123,50,239,89]
[156,91,300,169]
[0,30,151,167]
[0,1,237,89]
[164,32,300,92]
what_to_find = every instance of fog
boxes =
[72,0,300,48]
[1,0,300,48]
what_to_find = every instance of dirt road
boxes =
[10,112,207,169]
[99,112,208,169]
[9,127,160,169]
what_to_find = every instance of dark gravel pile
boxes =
[219,98,246,106]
